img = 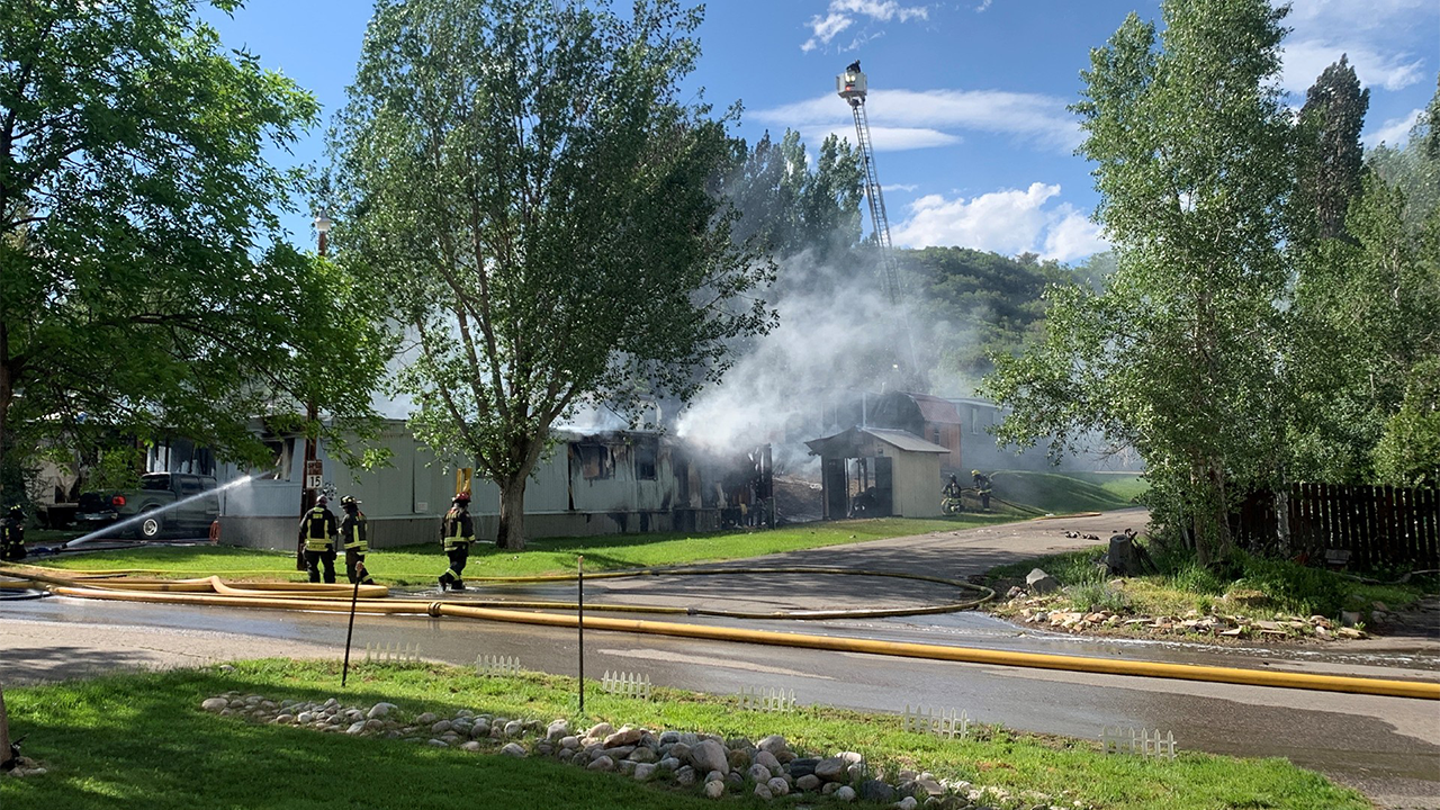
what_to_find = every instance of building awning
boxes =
[805,427,949,457]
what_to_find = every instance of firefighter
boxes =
[941,475,962,515]
[339,495,375,585]
[972,470,993,511]
[299,495,339,584]
[1,505,25,562]
[438,492,474,592]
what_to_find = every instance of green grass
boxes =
[984,543,1430,622]
[987,471,1147,515]
[34,515,1020,585]
[0,659,1369,810]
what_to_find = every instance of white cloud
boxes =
[1279,0,1435,94]
[883,183,919,193]
[800,124,961,151]
[1363,108,1423,147]
[1281,40,1426,94]
[801,0,928,52]
[801,13,853,52]
[890,182,1107,262]
[756,88,1079,152]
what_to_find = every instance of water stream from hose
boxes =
[64,475,256,548]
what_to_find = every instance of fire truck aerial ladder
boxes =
[837,62,920,378]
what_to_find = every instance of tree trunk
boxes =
[496,474,528,550]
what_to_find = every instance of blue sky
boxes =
[207,0,1440,265]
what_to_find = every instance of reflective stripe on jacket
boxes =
[341,512,368,552]
[442,507,474,551]
[301,506,337,552]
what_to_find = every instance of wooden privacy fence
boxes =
[1232,484,1439,570]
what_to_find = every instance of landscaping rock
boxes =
[691,740,729,775]
[1026,568,1059,594]
[500,742,526,757]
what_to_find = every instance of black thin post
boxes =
[341,577,361,687]
[578,555,585,714]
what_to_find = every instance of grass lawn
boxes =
[0,659,1369,810]
[987,471,1147,515]
[32,514,1022,585]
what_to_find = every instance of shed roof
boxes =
[805,426,949,457]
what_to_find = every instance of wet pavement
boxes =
[3,507,1438,807]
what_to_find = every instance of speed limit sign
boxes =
[305,460,324,490]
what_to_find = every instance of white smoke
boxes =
[676,248,919,474]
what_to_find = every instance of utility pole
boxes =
[300,211,332,519]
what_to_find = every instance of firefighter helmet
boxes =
[341,495,361,508]
[7,505,21,518]
[314,495,328,506]
[971,470,980,476]
[453,492,471,504]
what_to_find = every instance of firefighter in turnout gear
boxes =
[299,495,339,583]
[1,505,25,562]
[438,492,474,591]
[339,495,375,585]
[972,470,993,511]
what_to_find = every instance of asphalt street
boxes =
[3,508,1437,808]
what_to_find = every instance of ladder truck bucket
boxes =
[837,70,867,105]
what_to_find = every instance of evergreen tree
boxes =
[1296,55,1369,243]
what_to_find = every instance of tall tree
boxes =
[982,0,1294,565]
[1295,55,1369,243]
[0,0,389,502]
[724,129,863,264]
[332,0,773,549]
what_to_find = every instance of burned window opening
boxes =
[634,438,658,480]
[576,443,614,480]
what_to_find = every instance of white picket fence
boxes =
[901,705,971,739]
[363,642,420,663]
[475,654,522,677]
[737,685,796,713]
[601,670,652,700]
[1100,726,1177,760]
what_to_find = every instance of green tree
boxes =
[0,0,389,502]
[332,0,773,549]
[1368,74,1440,231]
[982,0,1294,565]
[1295,55,1369,243]
[725,129,863,264]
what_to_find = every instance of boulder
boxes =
[690,740,730,776]
[859,779,895,803]
[1025,568,1058,594]
[604,726,644,747]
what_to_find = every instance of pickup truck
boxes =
[76,473,220,539]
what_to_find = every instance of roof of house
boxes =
[907,393,962,425]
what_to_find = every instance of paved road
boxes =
[3,508,1438,808]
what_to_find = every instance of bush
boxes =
[1232,554,1349,617]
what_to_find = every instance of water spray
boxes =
[40,475,257,554]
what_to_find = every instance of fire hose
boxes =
[2,563,1435,701]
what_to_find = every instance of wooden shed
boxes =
[805,427,949,519]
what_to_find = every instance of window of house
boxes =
[634,438,658,480]
[576,444,614,480]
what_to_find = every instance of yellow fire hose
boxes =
[6,565,1436,701]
